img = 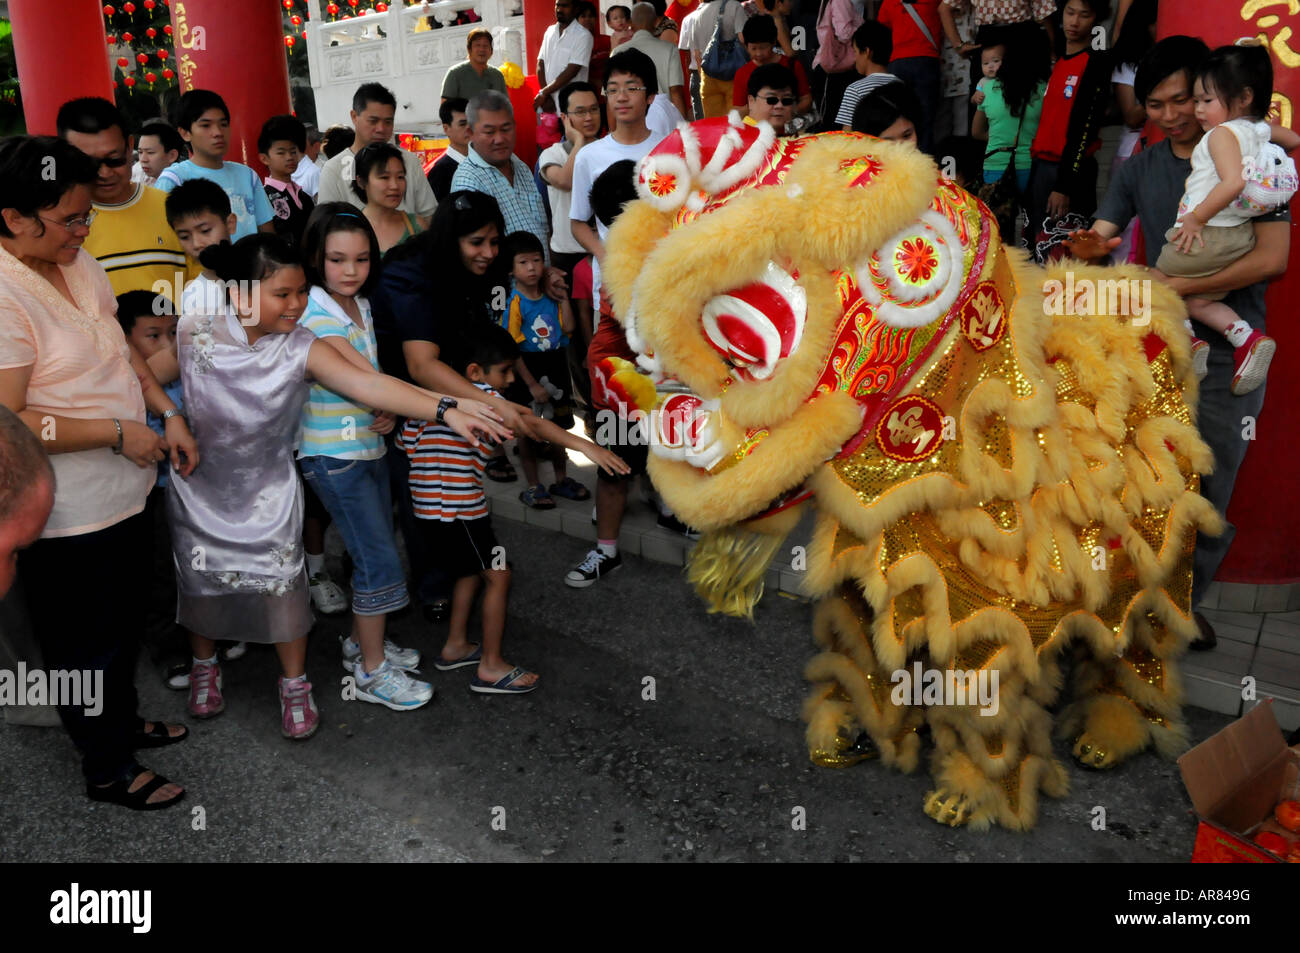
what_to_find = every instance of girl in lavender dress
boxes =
[169,234,509,740]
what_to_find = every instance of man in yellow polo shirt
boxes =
[57,98,194,301]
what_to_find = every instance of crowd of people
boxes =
[0,0,1291,814]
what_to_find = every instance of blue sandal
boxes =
[469,667,539,695]
[434,643,482,671]
[549,477,591,501]
[519,484,556,509]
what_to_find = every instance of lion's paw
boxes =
[923,788,973,827]
[1071,735,1122,770]
[1070,693,1151,770]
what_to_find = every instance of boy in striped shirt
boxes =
[401,323,628,694]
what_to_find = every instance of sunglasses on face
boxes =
[759,95,797,106]
[96,154,131,170]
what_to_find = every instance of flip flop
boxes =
[433,643,482,672]
[133,721,189,750]
[485,457,518,483]
[469,666,538,695]
[87,767,186,811]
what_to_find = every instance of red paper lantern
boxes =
[117,56,129,67]
[136,52,148,64]
[157,49,168,59]
[377,1,388,9]
[122,31,134,42]
[327,2,339,13]
[106,35,117,44]
[123,1,135,12]
[124,76,136,87]
[144,0,156,8]
[284,0,294,7]
[285,35,296,48]
[291,15,302,26]
[347,0,358,6]
[162,68,174,79]
[146,27,156,38]
[145,71,157,83]
[103,4,115,15]
[164,25,173,35]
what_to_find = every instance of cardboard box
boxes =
[1178,701,1300,863]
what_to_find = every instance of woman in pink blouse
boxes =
[0,136,198,811]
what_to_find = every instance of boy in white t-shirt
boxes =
[569,48,668,263]
[1154,44,1299,396]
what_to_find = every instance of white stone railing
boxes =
[305,0,526,136]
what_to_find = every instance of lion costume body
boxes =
[597,117,1223,831]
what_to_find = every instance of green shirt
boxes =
[440,61,508,100]
[978,79,1044,175]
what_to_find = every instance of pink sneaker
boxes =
[188,661,225,719]
[1231,330,1276,396]
[279,677,319,740]
[1190,337,1209,381]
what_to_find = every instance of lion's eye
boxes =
[856,211,965,329]
[700,262,806,381]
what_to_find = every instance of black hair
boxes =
[0,136,98,239]
[748,63,797,99]
[306,124,323,145]
[322,124,356,159]
[258,114,307,155]
[116,289,173,334]
[1057,0,1111,22]
[460,321,519,375]
[1134,35,1211,104]
[934,135,985,187]
[55,97,128,142]
[174,89,229,131]
[605,4,631,21]
[648,0,667,15]
[164,178,232,226]
[1197,43,1274,121]
[590,159,638,228]
[606,47,659,95]
[575,0,598,17]
[1111,0,1158,69]
[199,233,303,286]
[852,20,892,64]
[300,202,383,297]
[851,81,923,137]
[138,119,186,159]
[385,189,506,311]
[503,230,545,264]
[352,82,397,115]
[742,14,777,46]
[351,142,406,203]
[559,81,599,114]
[439,97,469,127]
[985,22,1052,119]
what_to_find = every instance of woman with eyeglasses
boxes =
[0,136,199,811]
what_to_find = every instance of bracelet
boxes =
[110,417,123,455]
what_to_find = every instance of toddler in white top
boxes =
[1155,42,1299,395]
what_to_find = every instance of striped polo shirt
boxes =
[296,286,386,461]
[400,382,495,521]
[82,184,192,299]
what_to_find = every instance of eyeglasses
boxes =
[40,211,97,231]
[760,96,797,106]
[605,85,647,96]
[566,106,602,117]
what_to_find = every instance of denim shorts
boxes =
[299,454,409,615]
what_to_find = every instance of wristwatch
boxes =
[161,408,185,423]
[435,396,458,425]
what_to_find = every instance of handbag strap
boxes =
[901,2,939,53]
[983,97,1027,176]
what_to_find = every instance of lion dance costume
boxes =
[597,117,1223,830]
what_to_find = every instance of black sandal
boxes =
[88,768,186,811]
[133,721,189,750]
[484,457,517,482]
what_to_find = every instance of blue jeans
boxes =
[299,455,409,616]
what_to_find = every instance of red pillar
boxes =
[169,0,293,177]
[523,0,553,74]
[1156,3,1300,585]
[9,0,114,135]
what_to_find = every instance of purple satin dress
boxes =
[169,310,317,643]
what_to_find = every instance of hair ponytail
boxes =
[198,233,301,284]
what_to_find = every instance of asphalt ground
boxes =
[0,518,1232,863]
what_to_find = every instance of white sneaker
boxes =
[310,572,348,615]
[353,659,434,711]
[221,641,247,661]
[340,636,421,673]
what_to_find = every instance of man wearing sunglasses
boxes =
[745,63,800,135]
[56,98,190,300]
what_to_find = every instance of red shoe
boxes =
[187,661,225,719]
[279,676,319,740]
[1231,330,1276,396]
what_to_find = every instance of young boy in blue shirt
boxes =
[155,89,276,241]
